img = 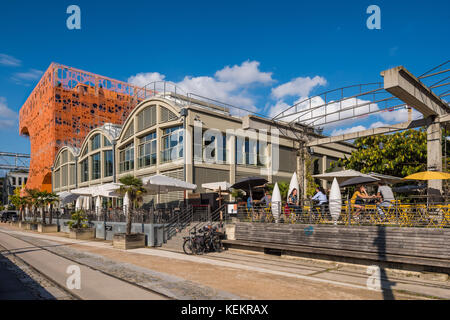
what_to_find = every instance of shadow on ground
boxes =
[0,252,56,300]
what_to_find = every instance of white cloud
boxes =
[215,60,273,85]
[268,100,291,118]
[379,107,422,122]
[0,97,18,130]
[369,121,389,129]
[0,53,21,67]
[12,69,43,84]
[330,125,367,136]
[128,60,273,111]
[271,76,327,99]
[127,72,166,87]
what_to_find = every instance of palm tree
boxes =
[8,187,28,222]
[116,175,146,235]
[39,191,59,225]
[26,188,41,223]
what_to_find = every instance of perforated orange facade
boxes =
[19,63,141,191]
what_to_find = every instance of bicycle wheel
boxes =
[183,238,195,255]
[212,236,223,252]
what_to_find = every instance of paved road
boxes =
[0,231,167,300]
[0,253,36,299]
[1,225,448,300]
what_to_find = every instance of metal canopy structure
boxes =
[272,60,450,195]
[0,152,30,171]
[272,60,449,130]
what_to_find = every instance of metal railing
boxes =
[163,205,194,242]
[237,200,450,228]
[189,204,229,235]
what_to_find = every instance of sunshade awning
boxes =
[91,182,122,198]
[70,186,97,196]
[403,171,450,180]
[201,181,232,191]
[368,172,402,184]
[340,176,380,187]
[56,191,79,205]
[231,177,268,190]
[313,169,375,183]
[142,174,197,194]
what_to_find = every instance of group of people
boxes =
[244,180,395,222]
[351,182,395,221]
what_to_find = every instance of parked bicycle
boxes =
[182,225,224,255]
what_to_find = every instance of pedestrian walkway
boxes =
[1,225,448,299]
[0,230,167,300]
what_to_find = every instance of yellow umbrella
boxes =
[403,171,450,180]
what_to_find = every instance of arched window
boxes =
[137,105,156,131]
[160,107,177,123]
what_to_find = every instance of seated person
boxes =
[287,188,298,206]
[286,188,300,218]
[312,186,328,219]
[351,185,376,219]
[246,196,253,209]
[376,182,395,219]
[260,190,272,207]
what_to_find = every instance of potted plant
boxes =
[68,209,96,240]
[113,175,146,249]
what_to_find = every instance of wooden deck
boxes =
[223,223,450,273]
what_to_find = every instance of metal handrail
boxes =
[189,204,228,235]
[164,205,193,242]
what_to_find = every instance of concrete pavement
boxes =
[0,230,167,300]
[0,225,448,299]
[0,252,36,299]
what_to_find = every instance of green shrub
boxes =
[67,209,89,229]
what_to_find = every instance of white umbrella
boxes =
[75,196,82,210]
[201,181,231,192]
[57,191,79,206]
[271,182,282,223]
[83,196,91,211]
[123,192,130,216]
[329,178,342,224]
[95,196,102,214]
[91,182,123,198]
[313,169,375,183]
[142,174,197,194]
[368,172,402,184]
[71,186,97,196]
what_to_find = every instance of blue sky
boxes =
[0,0,449,154]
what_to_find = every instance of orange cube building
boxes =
[19,63,142,191]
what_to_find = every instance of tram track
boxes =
[0,229,171,300]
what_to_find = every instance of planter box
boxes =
[38,224,58,233]
[20,221,32,230]
[69,228,96,240]
[113,233,145,250]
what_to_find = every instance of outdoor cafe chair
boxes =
[264,205,274,223]
[398,204,415,227]
[427,204,450,228]
[377,200,400,224]
[364,204,383,224]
